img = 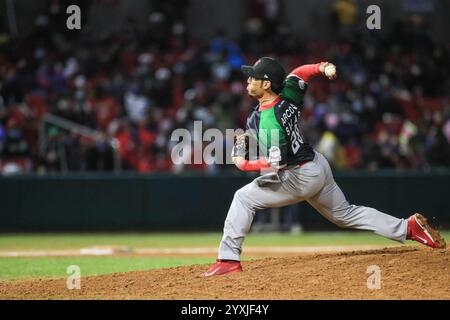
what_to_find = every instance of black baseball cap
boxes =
[241,57,286,88]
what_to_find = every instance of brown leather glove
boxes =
[231,133,249,159]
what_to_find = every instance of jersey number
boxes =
[291,125,303,153]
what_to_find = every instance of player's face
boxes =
[246,77,268,98]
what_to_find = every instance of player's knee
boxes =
[327,207,355,228]
[234,188,247,202]
[332,218,352,228]
[233,186,253,207]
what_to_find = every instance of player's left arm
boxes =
[232,156,271,171]
[231,133,272,171]
[232,127,288,172]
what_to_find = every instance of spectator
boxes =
[0,6,448,174]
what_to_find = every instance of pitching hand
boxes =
[319,62,337,80]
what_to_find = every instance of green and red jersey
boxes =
[238,63,321,171]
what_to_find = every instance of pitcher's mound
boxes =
[1,246,449,299]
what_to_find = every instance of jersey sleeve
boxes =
[289,63,322,82]
[235,157,271,172]
[281,63,323,105]
[280,75,309,106]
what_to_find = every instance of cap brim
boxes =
[241,65,257,78]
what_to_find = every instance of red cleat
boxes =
[406,213,446,249]
[203,259,242,277]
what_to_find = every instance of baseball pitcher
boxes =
[204,57,446,277]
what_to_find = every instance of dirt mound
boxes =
[1,246,449,300]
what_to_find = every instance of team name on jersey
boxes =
[280,103,297,127]
[278,101,303,152]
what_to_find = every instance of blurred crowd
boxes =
[0,0,449,174]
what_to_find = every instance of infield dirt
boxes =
[0,246,449,299]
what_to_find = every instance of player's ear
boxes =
[262,80,272,90]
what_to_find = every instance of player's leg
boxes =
[204,168,326,276]
[306,151,446,247]
[218,175,298,262]
[307,151,407,241]
[307,179,407,241]
[218,171,324,262]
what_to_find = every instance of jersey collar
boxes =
[258,96,280,111]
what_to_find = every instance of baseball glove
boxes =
[231,133,250,159]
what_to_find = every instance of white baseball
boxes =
[324,64,336,77]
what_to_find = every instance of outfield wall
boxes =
[0,171,449,232]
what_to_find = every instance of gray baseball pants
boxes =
[218,150,408,261]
